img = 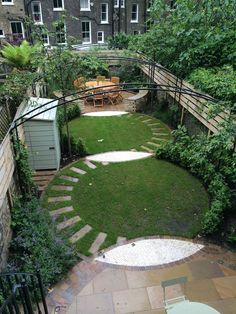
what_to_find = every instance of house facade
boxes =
[0,0,26,44]
[25,0,152,46]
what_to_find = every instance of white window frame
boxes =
[80,0,90,11]
[0,29,5,38]
[56,23,66,44]
[101,3,108,24]
[42,33,49,46]
[1,0,14,6]
[10,21,25,38]
[31,1,43,24]
[131,4,139,23]
[81,21,91,44]
[97,31,104,43]
[53,0,64,11]
[114,0,124,8]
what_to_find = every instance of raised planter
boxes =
[124,90,149,112]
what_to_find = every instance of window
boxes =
[53,0,64,11]
[31,2,43,24]
[97,31,104,43]
[56,23,66,44]
[80,0,90,11]
[0,29,5,38]
[81,21,91,44]
[101,3,108,24]
[131,4,138,23]
[114,0,124,8]
[10,22,24,39]
[133,30,140,35]
[42,33,49,45]
[2,0,14,5]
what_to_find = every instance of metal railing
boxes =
[0,271,48,314]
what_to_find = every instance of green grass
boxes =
[66,113,171,154]
[43,157,209,255]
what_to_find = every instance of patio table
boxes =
[168,301,220,314]
[85,80,114,91]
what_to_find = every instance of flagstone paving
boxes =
[57,216,81,231]
[70,167,87,175]
[46,241,236,314]
[89,232,107,254]
[48,196,71,203]
[83,160,97,169]
[52,185,74,191]
[49,206,74,217]
[60,175,79,183]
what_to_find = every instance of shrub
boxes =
[107,32,131,50]
[61,133,87,157]
[8,198,76,288]
[57,104,81,131]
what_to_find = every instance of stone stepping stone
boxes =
[140,145,154,153]
[48,196,71,203]
[70,225,92,243]
[117,237,127,244]
[147,142,161,148]
[57,216,81,231]
[148,123,160,127]
[153,132,168,136]
[142,119,152,123]
[52,185,74,191]
[136,115,146,119]
[49,206,74,217]
[89,232,107,254]
[102,161,109,166]
[60,175,79,183]
[152,137,167,142]
[83,160,97,169]
[70,167,86,175]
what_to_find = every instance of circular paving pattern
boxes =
[95,239,204,267]
[86,151,153,163]
[83,111,128,117]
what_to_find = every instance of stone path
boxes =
[83,160,97,169]
[140,145,154,153]
[147,141,161,148]
[89,232,107,254]
[52,185,74,191]
[57,216,81,231]
[60,175,79,183]
[48,196,71,203]
[70,225,92,243]
[49,206,74,217]
[70,167,86,175]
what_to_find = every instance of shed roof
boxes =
[22,97,58,121]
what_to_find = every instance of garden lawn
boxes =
[44,157,209,255]
[66,113,171,154]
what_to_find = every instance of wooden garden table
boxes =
[85,80,114,91]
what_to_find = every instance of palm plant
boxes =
[0,40,41,69]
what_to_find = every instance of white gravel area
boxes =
[86,151,152,163]
[83,111,128,117]
[95,239,204,267]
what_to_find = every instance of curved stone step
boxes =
[142,119,152,123]
[89,232,107,254]
[49,206,74,217]
[48,196,71,203]
[152,132,169,136]
[70,225,92,243]
[70,167,86,175]
[83,160,97,169]
[140,146,154,153]
[52,185,74,191]
[152,137,167,142]
[57,216,81,231]
[60,175,79,183]
[147,142,161,148]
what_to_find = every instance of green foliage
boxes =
[57,104,81,131]
[107,32,132,50]
[61,133,87,157]
[8,198,76,288]
[188,65,236,103]
[129,0,236,77]
[76,54,108,79]
[156,125,236,234]
[1,40,41,69]
[227,232,236,244]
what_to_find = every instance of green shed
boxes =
[22,97,60,170]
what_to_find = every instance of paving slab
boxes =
[76,293,115,314]
[152,133,169,136]
[57,216,81,231]
[89,232,107,254]
[140,146,154,153]
[142,119,153,123]
[117,237,127,244]
[49,206,74,216]
[147,142,160,148]
[186,279,220,302]
[212,275,236,299]
[83,160,97,169]
[70,167,86,175]
[188,260,224,280]
[52,185,74,191]
[70,225,92,243]
[48,196,71,203]
[60,175,79,183]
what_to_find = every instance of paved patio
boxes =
[46,240,236,314]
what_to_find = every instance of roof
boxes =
[22,97,58,121]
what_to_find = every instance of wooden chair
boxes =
[74,77,85,90]
[161,276,189,312]
[107,92,120,105]
[111,76,120,85]
[93,89,104,107]
[96,75,106,82]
